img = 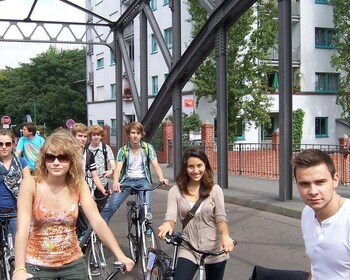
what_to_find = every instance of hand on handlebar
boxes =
[220,235,237,253]
[113,181,122,193]
[158,221,174,240]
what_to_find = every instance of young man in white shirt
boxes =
[291,149,350,280]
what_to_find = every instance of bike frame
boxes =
[0,213,16,280]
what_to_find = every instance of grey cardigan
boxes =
[164,184,229,264]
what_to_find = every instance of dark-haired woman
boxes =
[13,131,134,280]
[0,129,30,238]
[158,148,235,280]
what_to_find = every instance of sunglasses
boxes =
[0,142,12,148]
[44,153,70,163]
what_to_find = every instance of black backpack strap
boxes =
[182,196,204,230]
[102,143,108,170]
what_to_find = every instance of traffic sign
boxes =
[66,118,75,129]
[1,115,11,125]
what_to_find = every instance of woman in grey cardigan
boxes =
[158,148,236,280]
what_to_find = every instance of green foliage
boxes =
[0,46,87,133]
[331,0,350,122]
[186,0,278,140]
[292,108,305,149]
[166,112,202,141]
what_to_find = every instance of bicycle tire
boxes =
[86,235,115,280]
[141,224,161,275]
[149,249,173,280]
[127,219,139,263]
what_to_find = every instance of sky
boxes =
[0,0,85,69]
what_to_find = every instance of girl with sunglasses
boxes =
[0,129,30,239]
[13,131,134,280]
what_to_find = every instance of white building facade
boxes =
[86,0,346,146]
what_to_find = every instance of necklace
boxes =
[188,185,200,198]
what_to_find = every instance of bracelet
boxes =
[13,267,27,274]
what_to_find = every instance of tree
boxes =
[186,0,278,141]
[331,0,350,123]
[0,46,86,134]
[166,112,202,141]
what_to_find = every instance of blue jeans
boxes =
[0,210,17,246]
[101,177,151,224]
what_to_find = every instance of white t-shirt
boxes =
[127,151,145,178]
[301,198,350,280]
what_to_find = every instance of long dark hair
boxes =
[176,148,214,198]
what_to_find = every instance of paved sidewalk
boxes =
[156,164,350,219]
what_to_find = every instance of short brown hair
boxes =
[291,149,336,179]
[125,121,145,137]
[88,125,104,137]
[23,122,37,136]
[71,123,88,137]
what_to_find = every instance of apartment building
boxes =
[86,0,346,146]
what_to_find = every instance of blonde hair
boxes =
[34,130,84,191]
[88,125,104,137]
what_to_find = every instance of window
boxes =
[164,0,169,5]
[315,0,331,4]
[315,73,339,93]
[150,0,157,10]
[110,50,116,65]
[152,76,158,96]
[164,28,172,49]
[235,119,245,141]
[151,34,158,54]
[315,117,328,138]
[96,57,104,69]
[111,84,116,100]
[315,28,338,48]
[97,120,104,127]
[111,119,116,136]
[262,116,276,141]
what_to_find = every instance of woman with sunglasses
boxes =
[13,131,134,280]
[0,129,30,239]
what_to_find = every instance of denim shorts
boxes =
[26,256,88,280]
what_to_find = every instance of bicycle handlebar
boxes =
[165,231,235,257]
[121,180,165,193]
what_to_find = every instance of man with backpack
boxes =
[71,123,107,210]
[101,121,169,224]
[87,125,115,211]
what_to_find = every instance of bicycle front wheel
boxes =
[141,224,161,275]
[86,235,115,280]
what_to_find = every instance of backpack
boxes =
[120,142,151,181]
[85,143,108,174]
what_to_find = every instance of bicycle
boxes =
[124,180,164,275]
[78,189,112,280]
[28,260,126,280]
[0,212,16,280]
[147,231,237,280]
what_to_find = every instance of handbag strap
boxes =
[182,196,204,230]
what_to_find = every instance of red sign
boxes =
[184,99,194,108]
[1,115,11,125]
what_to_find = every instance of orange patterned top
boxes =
[25,190,83,267]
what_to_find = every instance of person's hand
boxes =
[118,257,135,272]
[220,234,236,253]
[158,221,174,239]
[113,181,121,192]
[160,178,169,186]
[104,169,114,178]
[12,269,33,280]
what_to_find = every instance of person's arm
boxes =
[79,182,135,272]
[91,169,106,194]
[13,177,36,280]
[112,161,124,192]
[21,166,31,179]
[158,187,178,239]
[150,158,169,186]
[217,221,235,253]
[15,138,23,157]
[104,146,116,178]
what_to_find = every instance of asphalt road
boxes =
[108,190,310,280]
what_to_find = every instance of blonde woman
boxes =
[13,131,134,280]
